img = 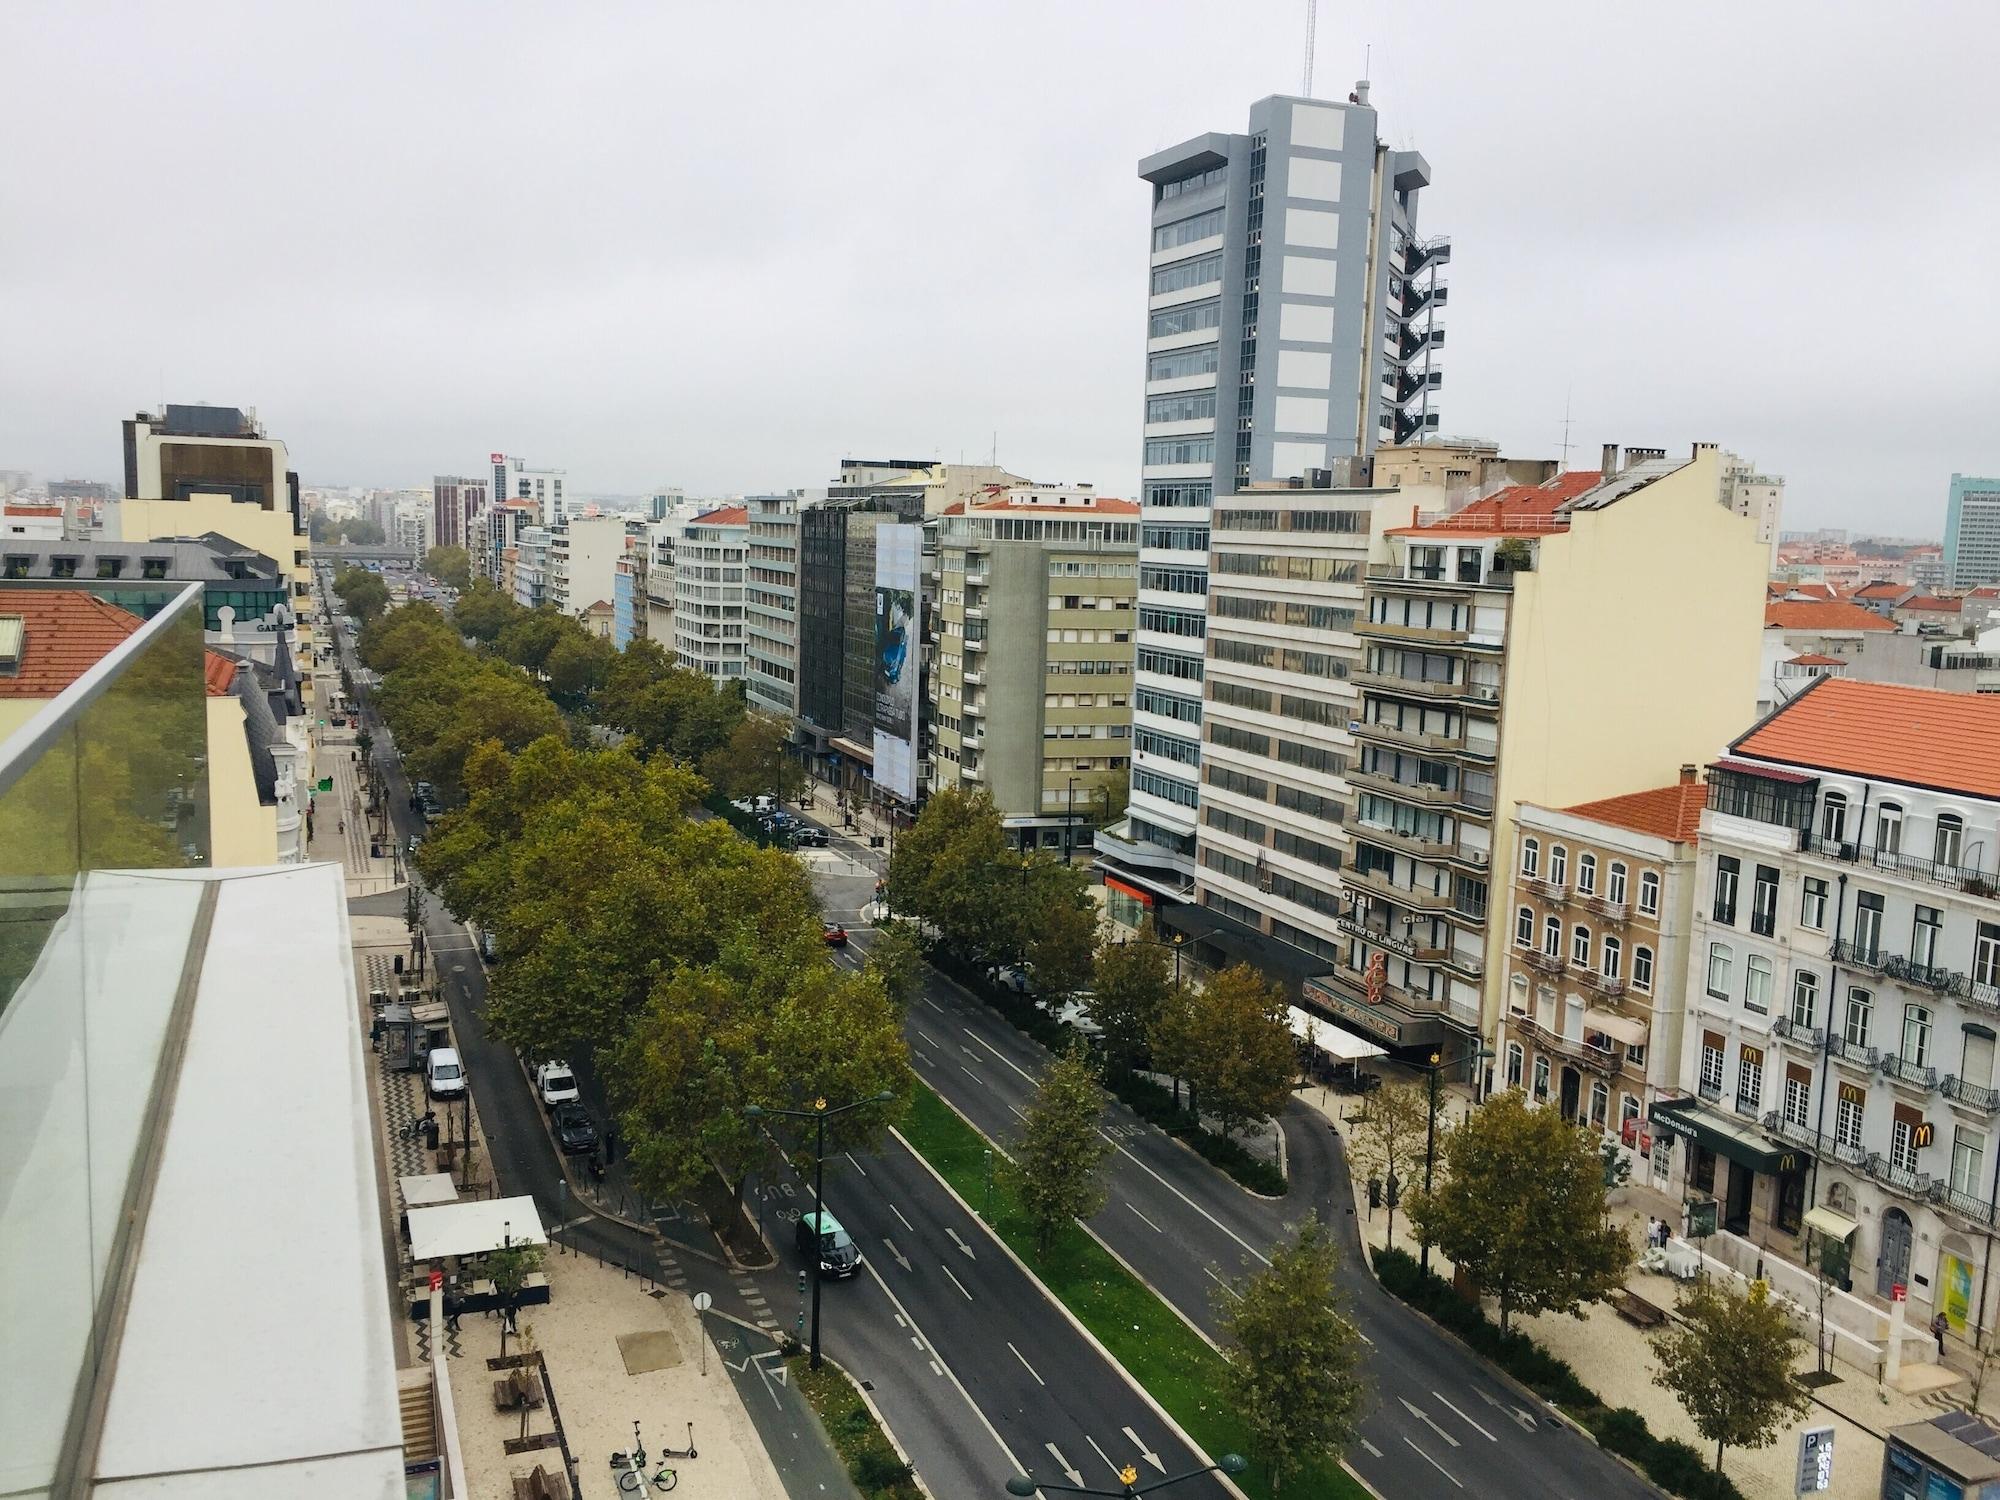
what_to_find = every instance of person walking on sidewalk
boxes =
[1932,1311,1950,1360]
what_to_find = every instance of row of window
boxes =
[1147,345,1220,382]
[1209,592,1356,632]
[1148,300,1221,340]
[1141,523,1210,551]
[1515,910,1657,992]
[1141,564,1208,595]
[1208,636,1349,679]
[1521,838,1661,914]
[1137,727,1201,765]
[1500,1048,1643,1134]
[1136,686,1202,725]
[1145,436,1216,466]
[1133,766,1200,808]
[1137,646,1203,682]
[1158,165,1226,201]
[1211,552,1359,584]
[1139,604,1206,639]
[1152,206,1226,250]
[1210,508,1369,534]
[1150,252,1223,297]
[1142,481,1213,510]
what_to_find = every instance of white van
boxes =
[426,1046,467,1100]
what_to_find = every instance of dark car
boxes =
[795,1210,861,1278]
[822,922,848,946]
[791,826,829,848]
[551,1101,599,1156]
[409,781,436,812]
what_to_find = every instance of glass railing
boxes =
[0,583,212,1496]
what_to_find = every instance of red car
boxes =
[822,922,849,946]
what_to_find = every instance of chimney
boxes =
[1600,443,1619,477]
[1679,764,1698,785]
[1692,441,1719,459]
[1354,79,1371,107]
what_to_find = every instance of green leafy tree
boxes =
[1347,1080,1436,1248]
[1148,978,1201,1112]
[597,637,677,723]
[864,919,925,1013]
[701,711,807,802]
[1019,860,1098,1001]
[1218,1215,1368,1494]
[494,607,575,674]
[1405,1088,1632,1331]
[453,580,525,642]
[423,545,472,591]
[342,516,387,546]
[333,565,391,621]
[1652,1278,1811,1491]
[1087,931,1173,1074]
[544,631,616,708]
[887,787,1010,961]
[357,603,459,674]
[1177,963,1295,1140]
[1007,1044,1113,1255]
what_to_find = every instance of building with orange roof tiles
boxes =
[1661,676,2000,1340]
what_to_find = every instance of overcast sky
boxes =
[3,1,1995,534]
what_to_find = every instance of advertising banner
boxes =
[1941,1252,1975,1333]
[871,524,922,803]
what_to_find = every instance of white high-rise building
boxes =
[673,505,748,681]
[488,453,567,527]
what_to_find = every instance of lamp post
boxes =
[1064,774,1080,864]
[1004,1452,1247,1497]
[1419,1043,1494,1273]
[742,1090,896,1370]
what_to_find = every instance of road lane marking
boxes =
[889,1204,915,1232]
[960,1065,984,1086]
[1122,1428,1164,1474]
[941,1264,974,1300]
[1434,1392,1496,1442]
[844,1152,868,1177]
[1008,1341,1045,1386]
[1044,1444,1084,1486]
[946,1228,976,1258]
[918,1029,940,1047]
[1204,1266,1242,1299]
[1402,1437,1463,1488]
[1474,1387,1538,1431]
[893,1313,906,1329]
[929,1359,943,1376]
[922,998,944,1013]
[884,1239,912,1272]
[1401,1396,1461,1447]
[913,1049,934,1068]
[1127,1202,1164,1233]
[1007,1104,1028,1121]
[1358,1439,1383,1458]
[1085,1434,1117,1478]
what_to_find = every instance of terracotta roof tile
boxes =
[690,505,748,525]
[1764,600,1897,632]
[1733,677,2000,801]
[204,650,239,695]
[1896,595,1958,611]
[1785,653,1845,666]
[1387,469,1604,537]
[0,589,146,698]
[1854,581,1906,599]
[1560,781,1707,843]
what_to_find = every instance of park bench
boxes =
[492,1368,545,1412]
[511,1463,568,1500]
[1614,1290,1667,1329]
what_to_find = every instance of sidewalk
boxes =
[1299,1084,1984,1500]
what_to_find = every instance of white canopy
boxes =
[406,1194,547,1262]
[1584,1008,1649,1047]
[398,1172,459,1208]
[1289,1005,1388,1063]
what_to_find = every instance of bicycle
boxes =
[611,1422,678,1493]
[400,1110,437,1142]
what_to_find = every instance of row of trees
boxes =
[332,564,391,622]
[422,544,471,591]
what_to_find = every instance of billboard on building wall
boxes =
[871,524,922,803]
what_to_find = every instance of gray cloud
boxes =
[3,0,1995,533]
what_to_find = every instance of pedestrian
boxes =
[603,1125,617,1166]
[1644,1215,1659,1250]
[1932,1311,1950,1359]
[1656,1218,1671,1249]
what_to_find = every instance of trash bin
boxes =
[1367,1176,1382,1209]
[870,834,885,848]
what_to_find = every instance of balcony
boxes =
[1354,618,1470,647]
[1344,864,1456,912]
[1826,1034,1879,1071]
[1526,877,1569,905]
[1579,894,1630,924]
[963,669,984,686]
[1733,1092,1763,1119]
[1335,913,1449,963]
[1866,1154,1940,1204]
[1830,939,1971,998]
[1573,967,1628,1000]
[1347,768,1459,807]
[1698,1079,1723,1104]
[1350,718,1465,755]
[1353,821,1453,861]
[1772,1015,1825,1051]
[1765,1112,1822,1153]
[1522,948,1567,977]
[1880,1053,1939,1092]
[1518,1018,1617,1077]
[1942,1185,1999,1228]
[1943,1075,2000,1114]
[1354,669,1461,701]
[1803,832,2000,900]
[1366,562,1487,594]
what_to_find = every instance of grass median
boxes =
[898,1082,1366,1500]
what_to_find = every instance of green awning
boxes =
[1649,1096,1801,1176]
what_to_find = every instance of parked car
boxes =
[989,963,1032,995]
[791,826,828,848]
[822,922,849,947]
[795,1210,861,1278]
[425,1046,467,1100]
[535,1061,579,1108]
[551,1101,599,1155]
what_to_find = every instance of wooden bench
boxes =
[492,1368,545,1412]
[511,1463,568,1500]
[1615,1290,1668,1329]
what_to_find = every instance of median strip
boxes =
[897,1081,1367,1500]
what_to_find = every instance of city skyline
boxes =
[3,0,1996,532]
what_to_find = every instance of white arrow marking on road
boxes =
[1402,1436,1463,1489]
[941,1264,973,1300]
[1401,1397,1461,1448]
[1434,1392,1496,1442]
[913,1049,933,1068]
[1475,1387,1538,1431]
[1045,1444,1084,1487]
[883,1238,912,1272]
[1122,1428,1164,1474]
[946,1227,976,1259]
[1008,1341,1045,1386]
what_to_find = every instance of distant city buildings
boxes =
[431,474,487,551]
[673,505,748,681]
[489,452,567,527]
[1946,474,2000,589]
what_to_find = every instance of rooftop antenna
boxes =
[1558,386,1575,470]
[1303,0,1317,97]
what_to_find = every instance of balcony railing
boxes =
[1765,1112,1821,1152]
[1733,1092,1763,1119]
[1830,939,1972,998]
[1943,1076,2000,1113]
[1353,821,1453,861]
[1522,948,1567,976]
[1350,718,1465,754]
[1880,1054,1939,1091]
[1826,1034,1879,1070]
[1866,1154,1940,1203]
[1943,1185,1999,1228]
[1354,668,1461,700]
[1697,1079,1723,1104]
[1348,768,1459,806]
[1772,1015,1825,1049]
[1573,967,1628,1000]
[1527,877,1568,905]
[1579,894,1630,923]
[1803,832,2000,899]
[1518,1018,1618,1076]
[1344,864,1456,912]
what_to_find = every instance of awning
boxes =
[1649,1096,1801,1176]
[1300,974,1453,1052]
[1710,757,1815,785]
[829,736,875,766]
[1584,1009,1649,1047]
[398,1172,459,1208]
[1803,1205,1859,1242]
[1289,1005,1388,1063]
[1157,903,1332,991]
[406,1194,548,1262]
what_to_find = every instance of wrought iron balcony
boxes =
[1522,948,1566,977]
[1803,832,2000,900]
[1580,894,1630,924]
[1866,1154,1940,1203]
[1942,1185,1999,1228]
[1573,967,1628,1000]
[1527,877,1569,905]
[1772,1015,1825,1050]
[1764,1112,1824,1153]
[1943,1076,2000,1114]
[1697,1079,1723,1104]
[1880,1054,1939,1091]
[1826,1034,1879,1070]
[1733,1092,1763,1119]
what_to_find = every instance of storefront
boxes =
[1649,1094,1807,1240]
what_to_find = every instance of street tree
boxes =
[1087,931,1173,1075]
[358,603,458,674]
[422,545,472,591]
[1405,1089,1632,1330]
[864,919,925,1013]
[701,711,808,803]
[1019,860,1098,1001]
[494,607,575,675]
[887,786,1010,960]
[453,580,525,642]
[1807,1228,1850,1377]
[1652,1277,1811,1491]
[1347,1080,1434,1249]
[1218,1214,1367,1495]
[1176,963,1295,1140]
[1148,978,1201,1112]
[544,631,616,708]
[333,566,390,621]
[1008,1044,1113,1256]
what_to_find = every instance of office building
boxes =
[673,505,748,681]
[1720,455,1785,568]
[431,474,487,551]
[548,514,629,618]
[613,551,643,648]
[488,453,567,527]
[1493,772,1706,1145]
[1125,86,1449,897]
[1946,474,2000,589]
[389,496,431,558]
[746,492,802,717]
[1667,679,2000,1345]
[4,503,64,540]
[474,498,538,581]
[648,486,686,522]
[929,485,1137,849]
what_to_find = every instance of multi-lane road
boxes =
[324,585,1656,1500]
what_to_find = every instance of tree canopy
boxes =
[333,565,391,621]
[1347,1079,1435,1248]
[1008,1044,1114,1255]
[1087,931,1173,1074]
[423,545,471,591]
[701,711,808,803]
[1652,1277,1811,1488]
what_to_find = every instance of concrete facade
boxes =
[1946,474,2000,589]
[673,506,748,681]
[745,493,801,717]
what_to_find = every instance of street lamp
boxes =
[1004,1452,1247,1497]
[1064,774,1080,865]
[742,1090,897,1370]
[1419,1043,1494,1273]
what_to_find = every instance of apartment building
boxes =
[511,526,552,609]
[1306,444,1768,1065]
[1494,774,1706,1146]
[1721,455,1786,568]
[928,486,1138,850]
[489,452,566,526]
[613,551,643,647]
[389,495,431,558]
[1946,474,2000,589]
[1123,86,1449,900]
[673,505,748,681]
[548,514,630,618]
[431,474,487,551]
[642,518,677,643]
[746,492,802,717]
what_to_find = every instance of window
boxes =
[1913,905,1943,970]
[1147,300,1221,339]
[1505,1042,1524,1089]
[1751,865,1779,936]
[1515,907,1534,948]
[1147,345,1221,381]
[1150,252,1223,296]
[1820,791,1849,844]
[1550,845,1568,886]
[1876,802,1904,855]
[1627,1044,1647,1069]
[1543,916,1562,957]
[1532,1056,1551,1100]
[1522,837,1541,878]
[1937,814,1966,869]
[1145,435,1216,466]
[1608,862,1628,906]
[1801,876,1829,931]
[1638,871,1661,917]
[1745,955,1772,1014]
[1572,925,1591,966]
[1713,855,1740,925]
[1952,1128,1987,1198]
[1707,942,1733,999]
[1589,1080,1610,1129]
[1891,1114,1922,1174]
[1577,853,1598,896]
[1145,391,1218,423]
[1784,1067,1811,1127]
[1903,1004,1933,1068]
[1835,1087,1864,1150]
[1633,945,1654,993]
[1700,1040,1725,1092]
[1978,923,2000,990]
[1602,935,1623,980]
[1152,206,1226,250]
[1853,891,1884,962]
[1792,971,1820,1029]
[1844,987,1873,1049]
[1738,1049,1764,1110]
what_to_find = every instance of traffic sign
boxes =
[1795,1425,1834,1493]
[692,1291,712,1313]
